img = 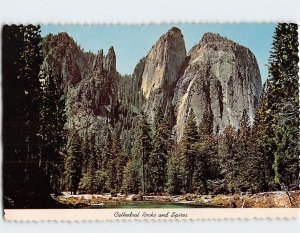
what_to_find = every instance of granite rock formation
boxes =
[42,28,262,141]
[78,47,118,118]
[136,29,261,139]
[140,27,186,123]
[42,33,119,135]
[172,32,262,139]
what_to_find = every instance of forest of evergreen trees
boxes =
[2,23,299,208]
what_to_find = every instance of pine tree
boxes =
[102,130,113,169]
[115,145,128,192]
[79,134,97,193]
[148,109,170,194]
[235,110,258,192]
[193,105,214,194]
[64,131,83,194]
[121,116,152,194]
[93,133,109,193]
[39,68,66,194]
[254,23,299,191]
[200,135,222,194]
[177,109,199,193]
[269,23,299,189]
[219,125,238,194]
[3,25,50,207]
[121,158,141,194]
[121,127,143,194]
[107,133,121,193]
[136,116,152,194]
[166,147,182,195]
[3,24,27,207]
[253,82,276,191]
[94,170,109,193]
[93,130,115,193]
[273,124,299,189]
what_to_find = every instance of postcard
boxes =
[2,23,299,220]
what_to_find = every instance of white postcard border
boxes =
[4,208,300,221]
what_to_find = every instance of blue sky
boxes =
[41,24,276,83]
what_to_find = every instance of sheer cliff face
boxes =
[140,27,186,122]
[43,29,262,141]
[42,33,94,87]
[138,30,261,139]
[42,34,118,131]
[79,47,118,118]
[172,33,262,139]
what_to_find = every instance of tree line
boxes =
[2,23,299,208]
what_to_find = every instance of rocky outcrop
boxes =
[140,27,186,123]
[42,32,93,87]
[172,33,262,139]
[42,33,118,133]
[132,57,146,94]
[79,47,118,118]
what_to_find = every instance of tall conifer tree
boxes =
[3,25,50,207]
[193,105,214,194]
[219,125,238,194]
[64,131,83,194]
[40,68,66,194]
[178,109,199,193]
[269,23,299,189]
[255,23,299,190]
[148,109,170,193]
